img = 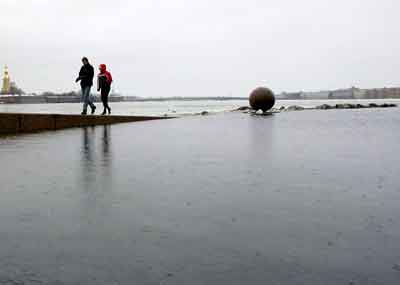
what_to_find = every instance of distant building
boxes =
[363,87,400,99]
[277,92,302,100]
[301,90,330,99]
[353,88,366,99]
[328,88,349,99]
[1,66,10,94]
[1,66,24,95]
[328,87,357,99]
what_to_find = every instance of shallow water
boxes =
[0,108,400,284]
[0,98,399,116]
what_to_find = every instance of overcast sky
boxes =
[1,0,400,97]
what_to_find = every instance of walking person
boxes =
[97,64,113,115]
[76,57,96,115]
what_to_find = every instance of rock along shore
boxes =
[234,103,398,113]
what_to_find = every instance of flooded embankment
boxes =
[0,109,400,284]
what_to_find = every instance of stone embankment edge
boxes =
[0,113,175,135]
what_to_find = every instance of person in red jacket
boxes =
[97,64,113,115]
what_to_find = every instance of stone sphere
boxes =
[249,87,275,112]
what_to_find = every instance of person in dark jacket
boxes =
[75,57,96,115]
[97,64,113,115]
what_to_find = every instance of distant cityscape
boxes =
[277,87,400,100]
[2,65,400,103]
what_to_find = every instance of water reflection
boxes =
[101,125,111,165]
[79,125,113,227]
[100,125,113,203]
[81,125,113,178]
[247,114,275,160]
[82,126,95,169]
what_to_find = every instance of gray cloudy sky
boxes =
[1,0,400,97]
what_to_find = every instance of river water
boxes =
[0,98,399,116]
[0,104,400,284]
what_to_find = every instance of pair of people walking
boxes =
[75,57,113,115]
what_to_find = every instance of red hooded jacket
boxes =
[99,64,113,84]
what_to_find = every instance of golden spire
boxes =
[1,65,11,94]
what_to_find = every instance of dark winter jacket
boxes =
[97,75,111,95]
[77,64,94,87]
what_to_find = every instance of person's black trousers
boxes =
[101,86,111,114]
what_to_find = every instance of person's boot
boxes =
[81,110,87,115]
[101,109,106,115]
[108,107,111,115]
[91,105,96,115]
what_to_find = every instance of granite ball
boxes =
[249,87,275,112]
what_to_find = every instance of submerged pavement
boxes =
[0,109,400,284]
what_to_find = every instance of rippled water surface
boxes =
[0,108,400,284]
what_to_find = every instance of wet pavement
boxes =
[0,109,400,284]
